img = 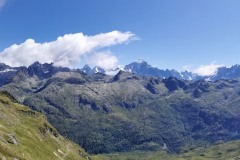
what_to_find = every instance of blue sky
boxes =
[0,0,240,74]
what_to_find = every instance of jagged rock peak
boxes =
[135,59,147,64]
[162,77,186,92]
[82,64,92,74]
[111,70,139,82]
[92,66,105,74]
[0,63,11,70]
[27,61,70,79]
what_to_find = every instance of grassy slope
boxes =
[0,91,93,160]
[93,140,240,160]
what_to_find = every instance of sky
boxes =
[0,0,240,75]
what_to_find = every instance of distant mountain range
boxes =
[80,60,240,81]
[0,60,240,87]
[124,59,195,80]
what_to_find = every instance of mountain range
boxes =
[1,60,240,88]
[1,61,240,159]
[79,60,240,81]
[0,61,240,152]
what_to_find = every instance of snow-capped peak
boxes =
[136,59,146,64]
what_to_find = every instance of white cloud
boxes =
[87,51,118,70]
[0,0,5,9]
[0,31,136,68]
[193,63,222,76]
[182,65,191,72]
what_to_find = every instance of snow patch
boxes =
[0,69,17,73]
[136,59,145,64]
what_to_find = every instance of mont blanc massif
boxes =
[0,60,240,159]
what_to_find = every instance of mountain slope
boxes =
[2,69,240,154]
[0,91,93,160]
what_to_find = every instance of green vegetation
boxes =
[0,91,92,160]
[1,90,240,160]
[2,71,240,155]
[94,140,240,160]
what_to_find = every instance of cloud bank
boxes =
[87,51,118,70]
[193,63,222,76]
[0,31,136,69]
